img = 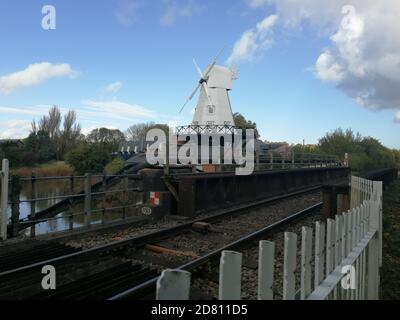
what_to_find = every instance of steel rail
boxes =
[109,202,322,300]
[0,186,320,279]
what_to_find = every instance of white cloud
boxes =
[315,50,344,82]
[80,100,155,121]
[246,0,400,121]
[395,112,400,123]
[160,0,203,26]
[0,62,75,94]
[0,120,32,139]
[247,0,269,9]
[105,81,122,94]
[0,105,69,117]
[115,0,143,26]
[227,14,278,65]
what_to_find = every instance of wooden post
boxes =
[219,251,242,300]
[84,173,92,227]
[334,215,342,299]
[326,219,335,300]
[68,206,74,231]
[314,221,325,288]
[1,159,9,240]
[326,219,335,276]
[70,175,74,194]
[258,241,275,300]
[156,269,191,300]
[283,232,297,300]
[30,172,36,238]
[10,175,21,238]
[301,226,313,299]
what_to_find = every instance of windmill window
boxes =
[207,121,215,125]
[208,105,215,114]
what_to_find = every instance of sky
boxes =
[0,0,399,148]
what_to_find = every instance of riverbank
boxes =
[381,179,400,299]
[11,161,74,177]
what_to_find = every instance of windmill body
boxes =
[192,65,235,126]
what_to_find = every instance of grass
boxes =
[381,179,400,299]
[11,161,74,177]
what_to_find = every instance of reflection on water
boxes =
[7,178,139,236]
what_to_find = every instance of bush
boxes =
[318,128,399,172]
[104,158,125,175]
[65,143,111,175]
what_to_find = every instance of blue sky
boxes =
[0,0,399,148]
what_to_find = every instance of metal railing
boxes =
[155,176,382,300]
[0,159,144,240]
[255,152,340,171]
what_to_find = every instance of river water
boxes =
[7,178,133,236]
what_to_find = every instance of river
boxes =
[7,178,135,236]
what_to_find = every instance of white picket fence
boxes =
[0,159,9,241]
[156,176,383,300]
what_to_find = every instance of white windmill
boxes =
[180,49,238,128]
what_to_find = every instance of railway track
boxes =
[0,187,321,300]
[109,202,322,300]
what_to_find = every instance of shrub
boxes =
[104,158,125,175]
[65,143,111,175]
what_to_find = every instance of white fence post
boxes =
[1,159,9,241]
[367,231,379,300]
[314,221,325,288]
[258,241,275,300]
[326,219,335,299]
[283,232,297,300]
[326,219,335,276]
[340,212,348,299]
[219,250,242,300]
[156,269,191,300]
[360,203,367,299]
[154,177,382,301]
[374,181,383,267]
[301,226,313,300]
[334,214,342,299]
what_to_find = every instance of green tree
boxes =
[233,112,260,138]
[31,106,82,160]
[65,143,111,174]
[23,130,56,164]
[0,141,23,167]
[86,128,126,153]
[318,128,397,171]
[126,122,170,145]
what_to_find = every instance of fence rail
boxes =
[0,159,9,240]
[156,176,382,300]
[0,160,144,240]
[255,152,339,171]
